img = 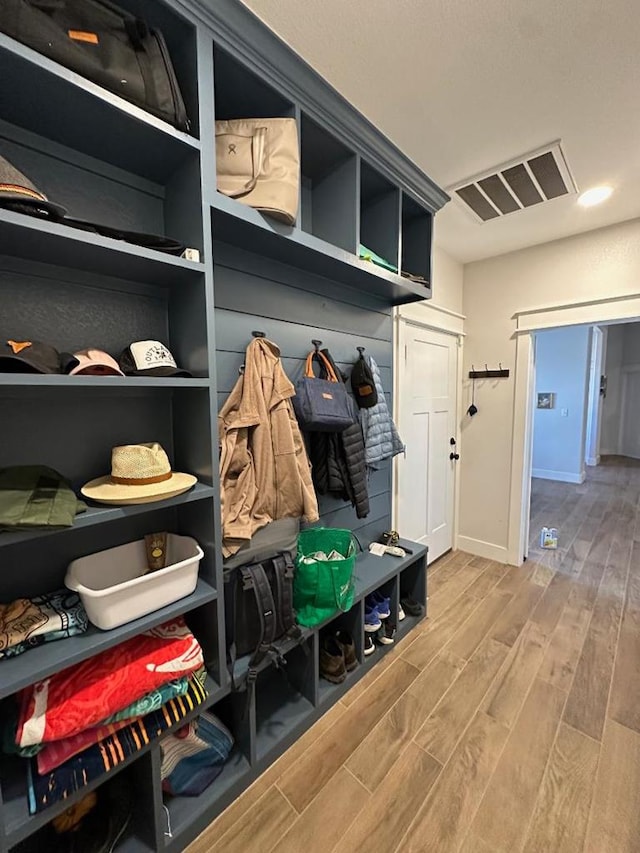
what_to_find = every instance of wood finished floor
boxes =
[187,456,640,853]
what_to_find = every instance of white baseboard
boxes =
[532,468,586,485]
[600,448,617,456]
[586,455,601,466]
[456,535,510,564]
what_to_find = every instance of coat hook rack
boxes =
[468,363,510,379]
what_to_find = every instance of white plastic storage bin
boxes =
[65,534,204,630]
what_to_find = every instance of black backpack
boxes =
[224,552,301,692]
[0,0,189,130]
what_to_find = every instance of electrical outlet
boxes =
[561,408,569,417]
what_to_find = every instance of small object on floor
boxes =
[377,622,396,645]
[320,635,347,683]
[398,603,406,622]
[363,635,376,656]
[540,526,559,549]
[364,605,382,632]
[366,591,391,620]
[335,630,358,672]
[400,596,424,618]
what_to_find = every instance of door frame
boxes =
[508,294,640,565]
[393,307,465,555]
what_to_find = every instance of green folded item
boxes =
[0,466,86,530]
[359,243,398,273]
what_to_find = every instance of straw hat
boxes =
[81,443,196,505]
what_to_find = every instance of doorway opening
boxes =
[526,320,640,565]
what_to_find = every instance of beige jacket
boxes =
[218,338,319,557]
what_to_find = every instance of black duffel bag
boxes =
[0,0,189,130]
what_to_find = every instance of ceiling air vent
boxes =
[450,142,577,223]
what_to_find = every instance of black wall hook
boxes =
[311,339,322,352]
[252,330,266,338]
[357,346,366,355]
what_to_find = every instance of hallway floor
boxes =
[187,456,640,853]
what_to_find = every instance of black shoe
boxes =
[320,635,347,683]
[400,596,424,617]
[377,622,396,645]
[363,635,376,656]
[335,630,358,672]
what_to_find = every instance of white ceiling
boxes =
[240,0,640,263]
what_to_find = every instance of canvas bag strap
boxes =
[304,350,339,383]
[223,126,267,198]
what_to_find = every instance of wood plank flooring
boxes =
[187,457,640,853]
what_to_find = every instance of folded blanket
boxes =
[28,674,208,814]
[17,618,203,748]
[0,590,87,659]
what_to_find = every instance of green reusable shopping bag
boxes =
[294,528,356,627]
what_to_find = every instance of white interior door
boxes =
[395,323,458,563]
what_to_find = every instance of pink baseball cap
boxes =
[67,349,124,376]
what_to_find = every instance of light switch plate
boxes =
[561,408,569,417]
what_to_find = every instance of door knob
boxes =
[450,452,460,461]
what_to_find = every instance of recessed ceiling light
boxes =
[578,186,613,207]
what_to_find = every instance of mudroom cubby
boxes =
[0,0,446,846]
[360,161,401,272]
[398,551,429,640]
[401,191,433,284]
[300,114,358,253]
[0,119,203,256]
[318,607,364,704]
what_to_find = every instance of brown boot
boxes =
[335,630,358,672]
[320,635,347,683]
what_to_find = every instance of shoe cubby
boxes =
[253,640,315,763]
[359,161,401,272]
[0,0,199,161]
[0,117,203,260]
[300,114,358,253]
[401,192,433,286]
[318,607,362,704]
[397,553,428,640]
[160,694,251,847]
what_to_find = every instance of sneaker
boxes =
[363,635,376,656]
[398,603,406,622]
[377,622,396,645]
[364,605,382,632]
[400,596,424,618]
[335,630,358,672]
[320,636,347,684]
[367,591,391,620]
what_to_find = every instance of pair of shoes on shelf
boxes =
[400,595,424,618]
[365,591,391,632]
[320,630,358,684]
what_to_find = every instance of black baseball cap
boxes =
[351,354,378,408]
[0,154,67,219]
[0,340,62,374]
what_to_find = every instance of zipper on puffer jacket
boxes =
[154,28,190,131]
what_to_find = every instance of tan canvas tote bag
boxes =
[215,118,299,225]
